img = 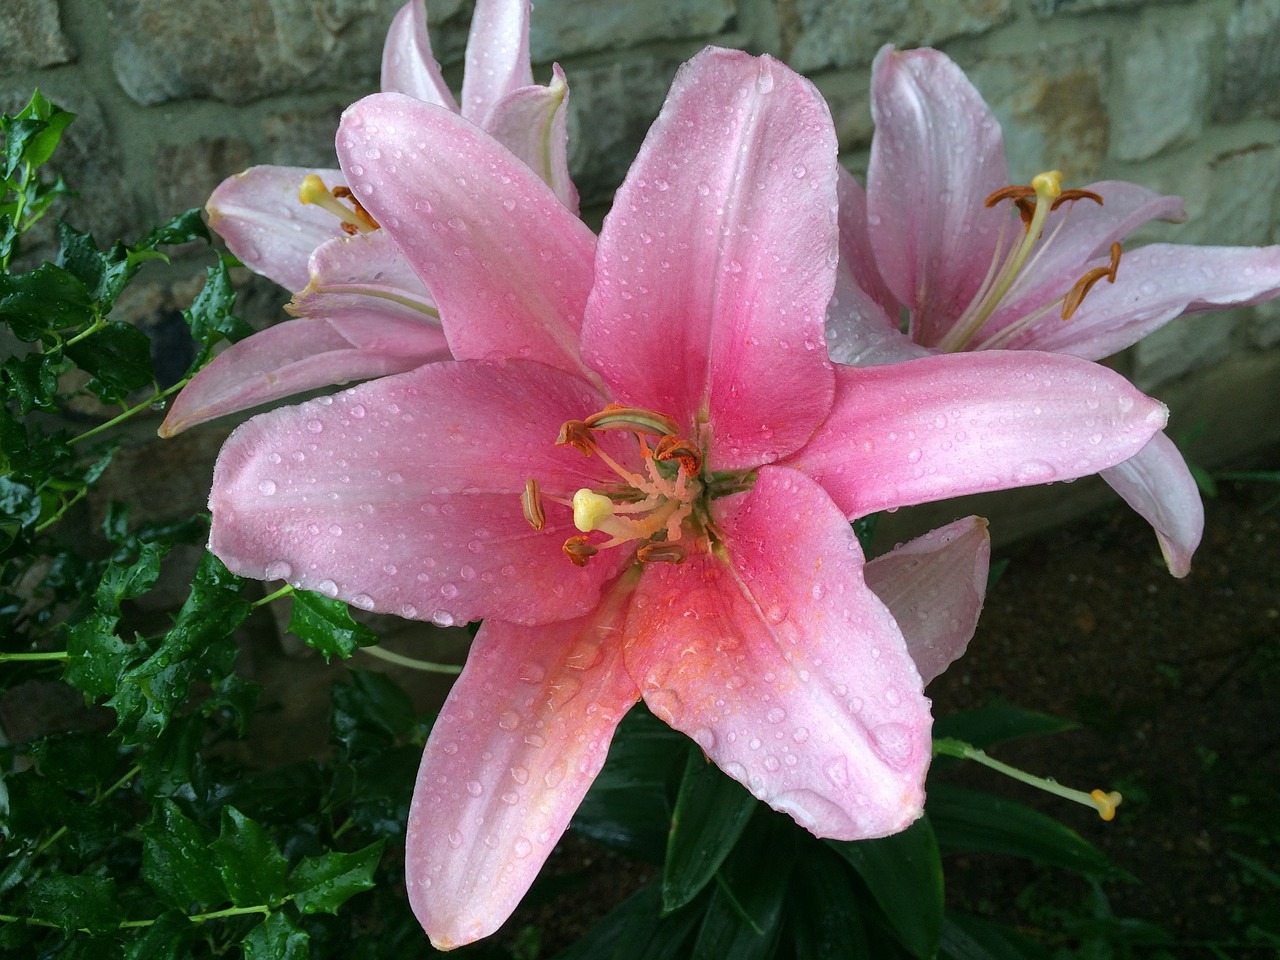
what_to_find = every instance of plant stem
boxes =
[358,644,462,675]
[0,651,70,663]
[69,379,189,446]
[252,584,295,608]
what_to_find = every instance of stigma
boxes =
[934,170,1121,353]
[299,174,380,235]
[523,405,704,567]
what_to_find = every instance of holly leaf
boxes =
[242,910,310,960]
[0,262,94,342]
[28,873,122,934]
[141,800,228,910]
[65,320,156,403]
[288,840,385,914]
[288,590,378,660]
[210,806,289,908]
[64,611,137,698]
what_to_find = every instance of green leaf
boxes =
[64,611,137,698]
[28,873,122,934]
[939,913,1047,960]
[65,320,156,403]
[95,540,167,609]
[210,806,289,907]
[138,208,211,249]
[28,731,119,793]
[933,702,1079,753]
[689,812,795,960]
[141,800,227,910]
[242,910,310,960]
[827,816,944,959]
[183,259,250,366]
[122,910,197,960]
[553,883,703,960]
[11,91,76,170]
[329,669,415,759]
[927,783,1124,879]
[852,513,879,552]
[2,351,63,412]
[783,842,870,960]
[662,746,757,913]
[0,262,94,341]
[287,590,377,660]
[288,839,385,914]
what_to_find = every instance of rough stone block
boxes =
[264,104,347,167]
[1132,307,1240,390]
[812,70,874,150]
[1109,12,1215,163]
[780,0,1012,73]
[1216,0,1280,122]
[529,0,735,61]
[1029,0,1190,15]
[155,137,254,220]
[0,0,74,71]
[966,41,1109,183]
[564,54,682,207]
[106,0,408,105]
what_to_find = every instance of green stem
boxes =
[0,651,70,663]
[358,643,462,675]
[62,315,106,348]
[252,584,295,608]
[0,902,274,933]
[34,487,88,533]
[69,379,189,446]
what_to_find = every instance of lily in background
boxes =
[161,0,576,436]
[206,47,1166,948]
[827,45,1280,577]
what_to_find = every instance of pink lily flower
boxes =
[161,0,576,436]
[206,49,1166,948]
[827,45,1280,578]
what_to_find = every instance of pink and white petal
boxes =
[863,517,990,685]
[582,49,837,471]
[981,182,1186,337]
[206,165,346,291]
[1005,243,1280,360]
[785,352,1168,518]
[208,359,631,626]
[624,466,930,841]
[1100,431,1203,578]
[337,93,598,380]
[288,230,438,323]
[408,601,641,950]
[866,46,1009,347]
[460,0,534,129]
[486,66,579,214]
[380,0,459,110]
[159,314,450,436]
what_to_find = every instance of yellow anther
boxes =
[572,489,615,533]
[1031,169,1064,202]
[1090,788,1123,822]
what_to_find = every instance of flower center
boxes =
[522,404,733,568]
[298,174,380,235]
[934,170,1121,353]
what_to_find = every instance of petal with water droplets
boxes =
[380,0,459,109]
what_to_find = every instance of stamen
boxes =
[521,479,545,531]
[1052,187,1104,211]
[583,405,680,437]
[1061,242,1122,320]
[654,435,702,477]
[637,541,688,565]
[562,536,598,567]
[298,174,380,233]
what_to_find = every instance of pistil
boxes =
[299,174,380,235]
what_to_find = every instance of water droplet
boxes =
[824,756,851,787]
[792,163,807,179]
[448,830,463,849]
[318,579,339,598]
[764,604,786,624]
[518,662,546,684]
[870,723,913,770]
[257,479,278,496]
[511,765,530,784]
[544,761,566,788]
[349,403,365,418]
[792,727,809,743]
[440,583,459,599]
[513,837,533,858]
[466,780,483,797]
[564,640,599,671]
[546,676,581,710]
[351,593,374,610]
[500,790,520,806]
[265,560,292,580]
[647,688,683,723]
[306,419,323,433]
[764,754,781,771]
[388,471,404,484]
[766,707,786,723]
[498,711,521,731]
[692,727,716,750]
[1013,460,1057,483]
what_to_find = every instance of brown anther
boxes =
[521,478,545,531]
[984,184,1036,208]
[556,420,595,456]
[1014,197,1036,228]
[1051,188,1104,211]
[332,185,381,231]
[583,405,680,437]
[1061,242,1122,320]
[340,222,359,235]
[653,435,702,477]
[562,535,598,567]
[637,540,688,565]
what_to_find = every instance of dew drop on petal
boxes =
[498,711,521,732]
[513,837,533,858]
[264,560,292,580]
[518,662,546,684]
[466,781,483,797]
[258,479,277,496]
[318,579,339,598]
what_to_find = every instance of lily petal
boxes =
[864,517,990,685]
[380,0,459,110]
[289,229,438,323]
[981,182,1186,342]
[160,313,450,436]
[208,359,630,626]
[486,65,580,214]
[866,45,1008,348]
[1003,243,1280,359]
[786,352,1168,518]
[461,0,534,129]
[408,600,640,950]
[336,93,598,380]
[582,48,837,470]
[624,466,931,841]
[1100,431,1204,578]
[206,165,346,291]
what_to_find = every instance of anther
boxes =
[556,420,595,456]
[1090,788,1123,822]
[1061,242,1122,320]
[298,174,380,234]
[637,541,688,565]
[562,536,598,567]
[331,185,380,231]
[654,436,702,477]
[521,478,545,531]
[583,405,679,437]
[1051,187,1104,211]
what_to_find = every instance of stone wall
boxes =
[4,0,1280,541]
